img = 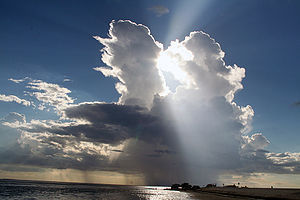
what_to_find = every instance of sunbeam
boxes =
[165,0,213,44]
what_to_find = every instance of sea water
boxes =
[0,179,195,200]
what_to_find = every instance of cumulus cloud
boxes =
[266,152,300,173]
[160,32,245,102]
[93,20,167,109]
[12,102,168,145]
[148,5,170,17]
[64,102,163,144]
[0,100,183,183]
[0,94,31,106]
[1,20,300,185]
[241,133,270,155]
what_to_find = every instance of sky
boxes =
[0,0,300,187]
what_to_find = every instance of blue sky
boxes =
[0,0,300,186]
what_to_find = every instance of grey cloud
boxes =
[0,101,186,183]
[293,101,300,106]
[1,112,26,124]
[0,145,102,171]
[20,101,179,146]
[154,149,176,155]
[241,133,270,157]
[62,96,246,183]
[237,150,300,175]
[0,132,119,171]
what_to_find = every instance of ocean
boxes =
[0,179,195,200]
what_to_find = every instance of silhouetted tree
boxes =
[181,183,192,190]
[171,184,180,190]
[192,185,200,190]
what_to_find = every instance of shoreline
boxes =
[187,187,300,200]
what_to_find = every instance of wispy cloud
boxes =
[148,5,169,17]
[63,78,72,82]
[26,79,74,112]
[8,77,29,84]
[0,94,31,106]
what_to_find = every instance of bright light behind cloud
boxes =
[157,40,193,84]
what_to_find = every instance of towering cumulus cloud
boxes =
[77,20,256,184]
[1,20,299,186]
[93,20,166,109]
[153,31,254,183]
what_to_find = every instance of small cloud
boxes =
[148,5,169,17]
[38,104,46,110]
[63,78,72,82]
[8,77,29,84]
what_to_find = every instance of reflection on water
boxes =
[135,186,193,200]
[0,180,195,200]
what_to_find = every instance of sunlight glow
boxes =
[157,40,193,84]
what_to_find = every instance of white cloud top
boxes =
[8,77,29,83]
[93,20,166,109]
[0,94,31,106]
[26,79,74,112]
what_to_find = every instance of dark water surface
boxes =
[0,179,195,200]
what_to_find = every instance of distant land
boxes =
[171,183,300,200]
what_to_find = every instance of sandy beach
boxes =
[189,187,300,200]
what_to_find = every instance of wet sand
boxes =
[190,187,300,200]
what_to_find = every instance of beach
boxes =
[190,187,300,200]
